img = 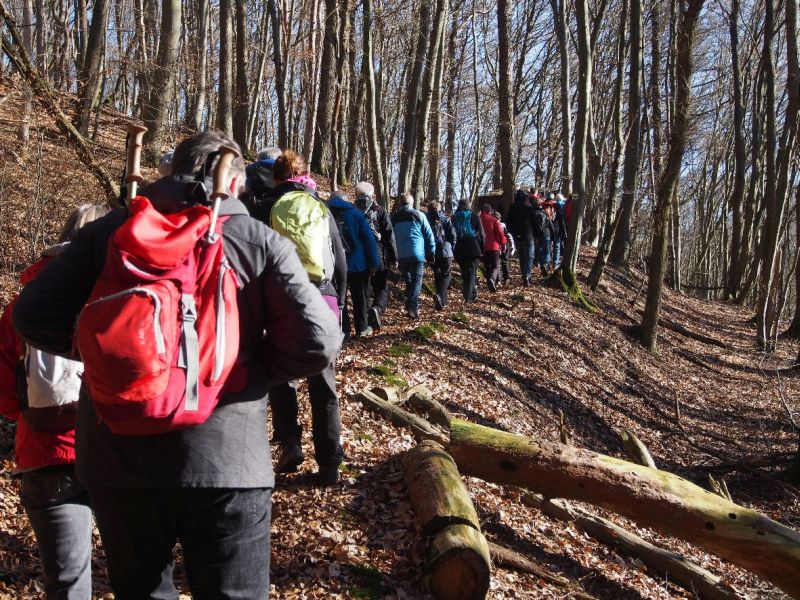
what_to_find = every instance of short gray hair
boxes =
[354,181,374,198]
[402,192,415,206]
[257,146,282,161]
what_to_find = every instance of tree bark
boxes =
[233,0,249,150]
[640,0,704,352]
[309,0,338,174]
[447,418,800,597]
[496,0,514,215]
[141,0,181,163]
[362,0,389,205]
[549,0,571,196]
[216,0,234,136]
[268,0,288,147]
[609,0,643,268]
[75,0,110,136]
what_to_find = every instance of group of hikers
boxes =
[0,129,572,599]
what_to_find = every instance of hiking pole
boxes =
[209,145,241,237]
[125,124,148,207]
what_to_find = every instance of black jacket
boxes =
[551,207,567,241]
[13,178,343,489]
[241,161,280,223]
[505,198,537,242]
[453,208,486,261]
[364,202,397,268]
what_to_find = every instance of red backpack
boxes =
[76,196,244,435]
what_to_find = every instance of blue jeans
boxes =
[553,238,563,266]
[89,486,272,600]
[399,259,424,311]
[21,466,93,600]
[537,237,551,268]
[517,239,535,280]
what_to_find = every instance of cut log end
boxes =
[427,525,491,600]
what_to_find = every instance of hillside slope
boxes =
[0,78,798,599]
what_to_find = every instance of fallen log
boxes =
[404,384,453,429]
[660,316,727,348]
[521,493,743,600]
[357,388,446,443]
[427,524,491,600]
[402,441,490,600]
[447,418,800,597]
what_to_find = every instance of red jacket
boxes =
[0,256,76,470]
[479,211,507,253]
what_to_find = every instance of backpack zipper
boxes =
[84,287,166,354]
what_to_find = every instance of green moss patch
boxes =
[412,321,444,342]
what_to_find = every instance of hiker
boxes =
[533,196,553,276]
[506,189,537,286]
[479,204,507,292]
[425,200,457,310]
[495,209,515,285]
[390,192,436,319]
[328,190,380,337]
[268,149,348,485]
[356,181,397,330]
[554,192,568,265]
[452,200,486,302]
[241,146,282,222]
[13,131,342,598]
[0,205,107,600]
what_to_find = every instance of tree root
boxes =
[558,268,598,312]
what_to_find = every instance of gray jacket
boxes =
[13,184,342,489]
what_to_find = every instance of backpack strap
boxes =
[178,294,200,412]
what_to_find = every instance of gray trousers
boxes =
[20,466,93,600]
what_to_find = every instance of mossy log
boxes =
[447,418,800,597]
[521,493,742,600]
[356,388,447,443]
[427,524,491,600]
[402,441,482,536]
[404,384,453,429]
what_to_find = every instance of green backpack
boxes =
[270,190,334,282]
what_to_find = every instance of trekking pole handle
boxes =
[209,145,241,236]
[125,124,148,207]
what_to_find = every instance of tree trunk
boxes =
[398,1,432,195]
[268,0,288,147]
[426,16,446,202]
[18,0,34,150]
[233,0,249,150]
[496,0,515,215]
[550,0,571,196]
[75,0,110,136]
[310,0,338,175]
[640,0,704,352]
[403,441,491,600]
[609,0,643,268]
[411,0,448,202]
[447,418,800,598]
[141,0,181,163]
[216,0,234,136]
[362,0,389,205]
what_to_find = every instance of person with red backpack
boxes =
[0,205,107,600]
[267,150,348,486]
[478,204,507,292]
[13,131,342,598]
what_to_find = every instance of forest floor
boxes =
[0,77,799,599]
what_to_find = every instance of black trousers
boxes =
[342,270,370,335]
[457,258,480,300]
[432,256,453,307]
[367,268,389,315]
[88,485,272,600]
[269,363,344,467]
[482,250,501,286]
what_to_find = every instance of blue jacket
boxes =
[327,196,380,273]
[425,209,457,259]
[391,205,436,262]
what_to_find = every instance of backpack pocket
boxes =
[78,282,179,403]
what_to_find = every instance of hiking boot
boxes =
[434,294,444,311]
[522,276,530,287]
[540,265,549,278]
[315,464,340,486]
[368,306,381,330]
[488,279,497,292]
[405,307,419,319]
[357,326,373,338]
[274,441,304,474]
